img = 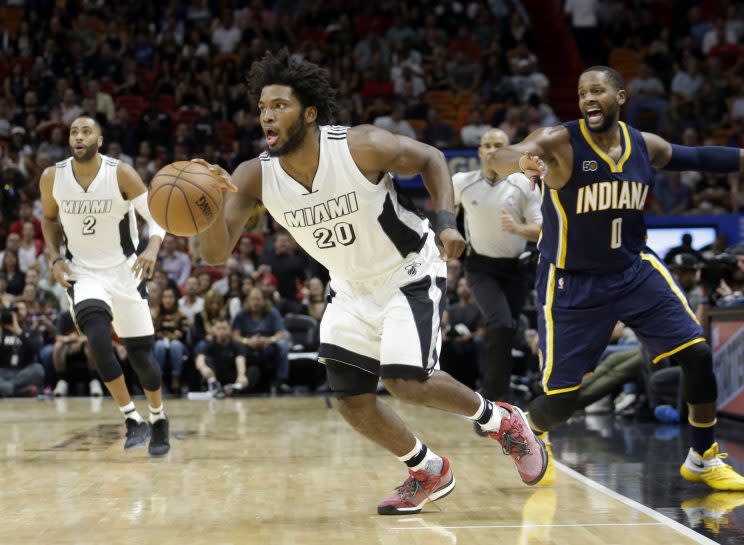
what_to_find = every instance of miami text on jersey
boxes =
[283,191,359,228]
[60,199,113,214]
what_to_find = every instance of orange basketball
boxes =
[148,161,223,237]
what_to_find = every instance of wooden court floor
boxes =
[0,397,714,545]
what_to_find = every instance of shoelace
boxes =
[396,474,425,499]
[498,421,531,460]
[704,451,728,469]
[394,471,445,512]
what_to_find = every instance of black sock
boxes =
[690,424,715,455]
[477,400,494,427]
[404,444,428,468]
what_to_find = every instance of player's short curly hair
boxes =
[247,49,337,124]
[581,65,625,91]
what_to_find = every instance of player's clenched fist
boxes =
[439,228,466,261]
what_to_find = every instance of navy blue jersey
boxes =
[538,120,653,274]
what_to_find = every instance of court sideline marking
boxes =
[554,460,718,545]
[389,462,717,544]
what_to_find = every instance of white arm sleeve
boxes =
[131,192,167,241]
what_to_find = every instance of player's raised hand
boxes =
[190,158,238,192]
[132,246,158,280]
[518,152,547,191]
[439,228,467,261]
[52,258,73,289]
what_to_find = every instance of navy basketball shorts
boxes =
[536,252,704,395]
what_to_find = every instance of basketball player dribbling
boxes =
[39,116,170,456]
[195,50,548,515]
[488,66,744,490]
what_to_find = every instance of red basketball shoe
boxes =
[487,402,548,485]
[377,457,456,515]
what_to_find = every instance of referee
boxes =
[453,128,542,409]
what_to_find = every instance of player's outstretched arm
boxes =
[197,158,261,265]
[117,162,166,279]
[486,125,568,189]
[39,166,72,288]
[348,124,466,260]
[642,131,744,172]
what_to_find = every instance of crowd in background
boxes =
[1,0,744,411]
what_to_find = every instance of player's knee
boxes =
[672,341,717,405]
[336,393,376,420]
[122,335,161,392]
[528,390,580,432]
[382,376,428,404]
[74,301,112,334]
[325,360,378,397]
[74,304,123,383]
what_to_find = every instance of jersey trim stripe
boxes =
[549,189,568,268]
[400,276,435,369]
[652,337,706,365]
[541,264,581,395]
[536,183,545,247]
[318,343,380,374]
[62,228,74,260]
[578,120,632,173]
[118,213,135,257]
[542,263,581,395]
[640,252,700,325]
[377,194,428,257]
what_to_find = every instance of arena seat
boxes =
[609,47,641,84]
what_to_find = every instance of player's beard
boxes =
[585,103,619,133]
[268,111,307,157]
[72,144,98,162]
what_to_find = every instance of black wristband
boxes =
[52,257,64,267]
[434,210,457,240]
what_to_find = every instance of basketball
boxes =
[148,161,224,237]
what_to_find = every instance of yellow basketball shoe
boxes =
[536,432,557,487]
[681,492,744,535]
[680,442,744,491]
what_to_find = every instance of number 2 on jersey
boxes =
[82,215,96,235]
[610,217,622,249]
[313,222,356,249]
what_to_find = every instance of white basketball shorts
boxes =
[66,254,154,338]
[318,241,447,379]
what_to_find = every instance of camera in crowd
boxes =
[697,243,744,306]
[699,253,738,291]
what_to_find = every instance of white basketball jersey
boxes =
[53,154,138,269]
[260,126,435,282]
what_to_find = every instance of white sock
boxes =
[398,437,443,475]
[397,437,423,462]
[469,393,486,420]
[149,404,165,423]
[469,393,510,431]
[410,447,444,475]
[120,402,143,423]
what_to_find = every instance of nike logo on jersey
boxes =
[60,199,113,214]
[575,180,648,214]
[284,191,359,227]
